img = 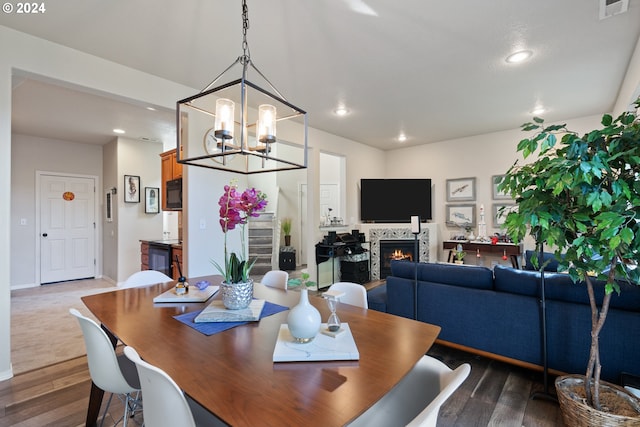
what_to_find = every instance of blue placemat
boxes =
[174,301,289,336]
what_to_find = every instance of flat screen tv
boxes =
[360,178,432,223]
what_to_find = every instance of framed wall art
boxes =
[493,203,517,228]
[124,175,140,203]
[492,175,511,200]
[446,204,476,227]
[446,177,476,202]
[145,187,160,214]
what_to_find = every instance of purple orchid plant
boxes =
[211,181,268,284]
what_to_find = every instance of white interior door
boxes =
[40,174,96,283]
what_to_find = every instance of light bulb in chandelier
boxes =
[214,98,235,140]
[258,104,276,144]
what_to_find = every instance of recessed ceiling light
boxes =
[113,128,126,134]
[397,133,407,142]
[334,106,349,116]
[146,106,157,111]
[531,106,546,116]
[505,50,533,64]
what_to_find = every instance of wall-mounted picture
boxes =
[145,187,160,214]
[446,177,476,202]
[446,204,476,227]
[492,175,511,200]
[124,175,140,203]
[493,203,518,227]
[105,191,113,222]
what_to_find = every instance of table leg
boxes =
[85,383,105,426]
[85,324,118,426]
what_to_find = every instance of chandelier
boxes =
[176,0,308,174]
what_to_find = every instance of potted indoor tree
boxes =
[498,98,640,424]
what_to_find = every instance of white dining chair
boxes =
[123,346,226,427]
[349,355,471,427]
[122,270,173,288]
[261,270,289,290]
[69,308,142,427]
[328,281,368,308]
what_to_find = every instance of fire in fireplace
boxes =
[379,239,416,279]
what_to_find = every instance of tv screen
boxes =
[360,179,432,222]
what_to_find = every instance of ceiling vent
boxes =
[599,0,629,20]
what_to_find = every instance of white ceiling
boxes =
[4,0,640,150]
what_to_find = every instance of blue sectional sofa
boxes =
[367,261,640,383]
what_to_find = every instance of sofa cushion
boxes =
[391,261,493,290]
[494,265,640,312]
[367,284,387,313]
[494,265,575,298]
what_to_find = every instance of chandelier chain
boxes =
[241,0,250,60]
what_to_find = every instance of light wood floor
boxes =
[3,278,564,426]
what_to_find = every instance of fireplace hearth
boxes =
[379,240,416,279]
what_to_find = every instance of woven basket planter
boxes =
[556,375,640,426]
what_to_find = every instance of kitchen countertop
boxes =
[140,239,182,247]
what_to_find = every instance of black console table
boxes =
[315,241,369,290]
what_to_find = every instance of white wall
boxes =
[116,137,164,282]
[384,114,604,261]
[10,134,103,287]
[102,139,118,282]
[0,57,12,380]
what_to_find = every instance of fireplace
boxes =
[379,240,416,279]
[362,225,433,281]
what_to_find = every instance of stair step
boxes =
[249,246,272,255]
[249,228,273,239]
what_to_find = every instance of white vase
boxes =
[287,288,321,343]
[220,279,253,310]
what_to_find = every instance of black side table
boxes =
[279,246,296,271]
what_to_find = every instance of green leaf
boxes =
[609,235,621,250]
[601,114,613,126]
[620,227,634,244]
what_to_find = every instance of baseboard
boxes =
[435,339,566,377]
[10,283,38,290]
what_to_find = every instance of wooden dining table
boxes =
[81,276,441,427]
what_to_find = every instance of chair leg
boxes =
[99,392,114,427]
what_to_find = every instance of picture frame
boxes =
[145,187,160,214]
[446,177,476,202]
[105,191,113,222]
[445,204,476,227]
[492,175,511,200]
[124,175,140,203]
[493,203,517,228]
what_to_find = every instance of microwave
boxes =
[166,178,182,210]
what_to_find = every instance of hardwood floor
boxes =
[0,344,563,426]
[428,344,563,426]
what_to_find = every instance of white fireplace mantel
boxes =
[359,223,438,280]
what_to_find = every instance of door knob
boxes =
[42,233,48,237]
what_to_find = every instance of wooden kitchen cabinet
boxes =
[160,148,182,211]
[172,246,183,280]
[140,242,150,270]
